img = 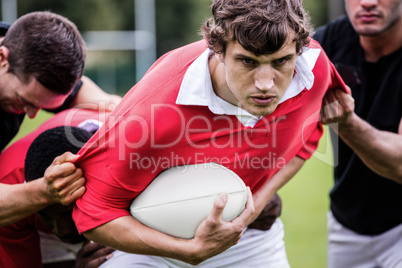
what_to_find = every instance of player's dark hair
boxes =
[2,11,86,95]
[25,126,92,182]
[202,0,313,56]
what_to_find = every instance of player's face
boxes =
[345,0,402,36]
[0,47,67,118]
[38,204,86,244]
[214,37,297,117]
[0,73,67,118]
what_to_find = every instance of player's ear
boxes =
[216,52,225,63]
[0,46,9,69]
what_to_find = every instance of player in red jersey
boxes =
[73,0,348,266]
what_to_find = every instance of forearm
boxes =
[69,76,122,111]
[84,216,203,265]
[334,113,402,183]
[0,179,51,227]
[83,192,255,266]
[252,156,305,218]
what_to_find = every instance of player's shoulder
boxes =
[120,41,208,111]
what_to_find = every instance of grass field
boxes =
[279,127,334,268]
[11,110,335,268]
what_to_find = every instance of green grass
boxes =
[279,127,334,268]
[13,112,334,268]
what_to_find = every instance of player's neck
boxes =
[360,20,402,63]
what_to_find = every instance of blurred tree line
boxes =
[1,0,335,94]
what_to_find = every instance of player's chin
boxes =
[247,105,276,117]
[244,100,278,117]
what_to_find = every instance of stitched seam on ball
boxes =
[131,191,245,210]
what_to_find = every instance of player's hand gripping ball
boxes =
[130,163,247,239]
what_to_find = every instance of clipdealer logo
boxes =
[129,152,286,173]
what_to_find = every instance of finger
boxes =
[45,162,81,182]
[320,105,328,124]
[324,88,337,104]
[335,88,355,111]
[60,185,86,205]
[86,253,114,268]
[244,187,255,213]
[234,187,255,223]
[329,101,339,120]
[81,241,105,254]
[57,178,86,205]
[53,152,79,165]
[48,168,84,190]
[90,247,116,259]
[80,242,114,257]
[321,94,334,123]
[344,84,352,94]
[323,97,340,122]
[48,173,86,205]
[325,89,338,116]
[209,193,228,222]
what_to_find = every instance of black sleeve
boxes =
[312,25,326,44]
[45,80,83,113]
[0,21,11,37]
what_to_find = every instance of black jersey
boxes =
[314,16,402,235]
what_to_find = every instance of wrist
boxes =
[173,238,206,265]
[332,112,360,134]
[30,177,55,207]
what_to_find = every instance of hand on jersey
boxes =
[42,152,86,206]
[321,86,355,126]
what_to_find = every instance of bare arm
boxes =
[0,152,85,227]
[0,180,51,226]
[321,88,402,183]
[248,193,282,231]
[69,76,122,112]
[251,156,305,223]
[84,189,255,265]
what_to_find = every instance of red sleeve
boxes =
[296,41,348,160]
[72,138,134,234]
[72,105,155,234]
[297,121,324,160]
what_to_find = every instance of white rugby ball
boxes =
[130,163,247,239]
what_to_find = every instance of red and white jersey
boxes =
[73,40,347,234]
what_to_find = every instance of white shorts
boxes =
[101,219,289,268]
[327,212,402,268]
[39,231,82,264]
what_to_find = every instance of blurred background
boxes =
[2,0,346,267]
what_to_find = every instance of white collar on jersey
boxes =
[176,47,321,128]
